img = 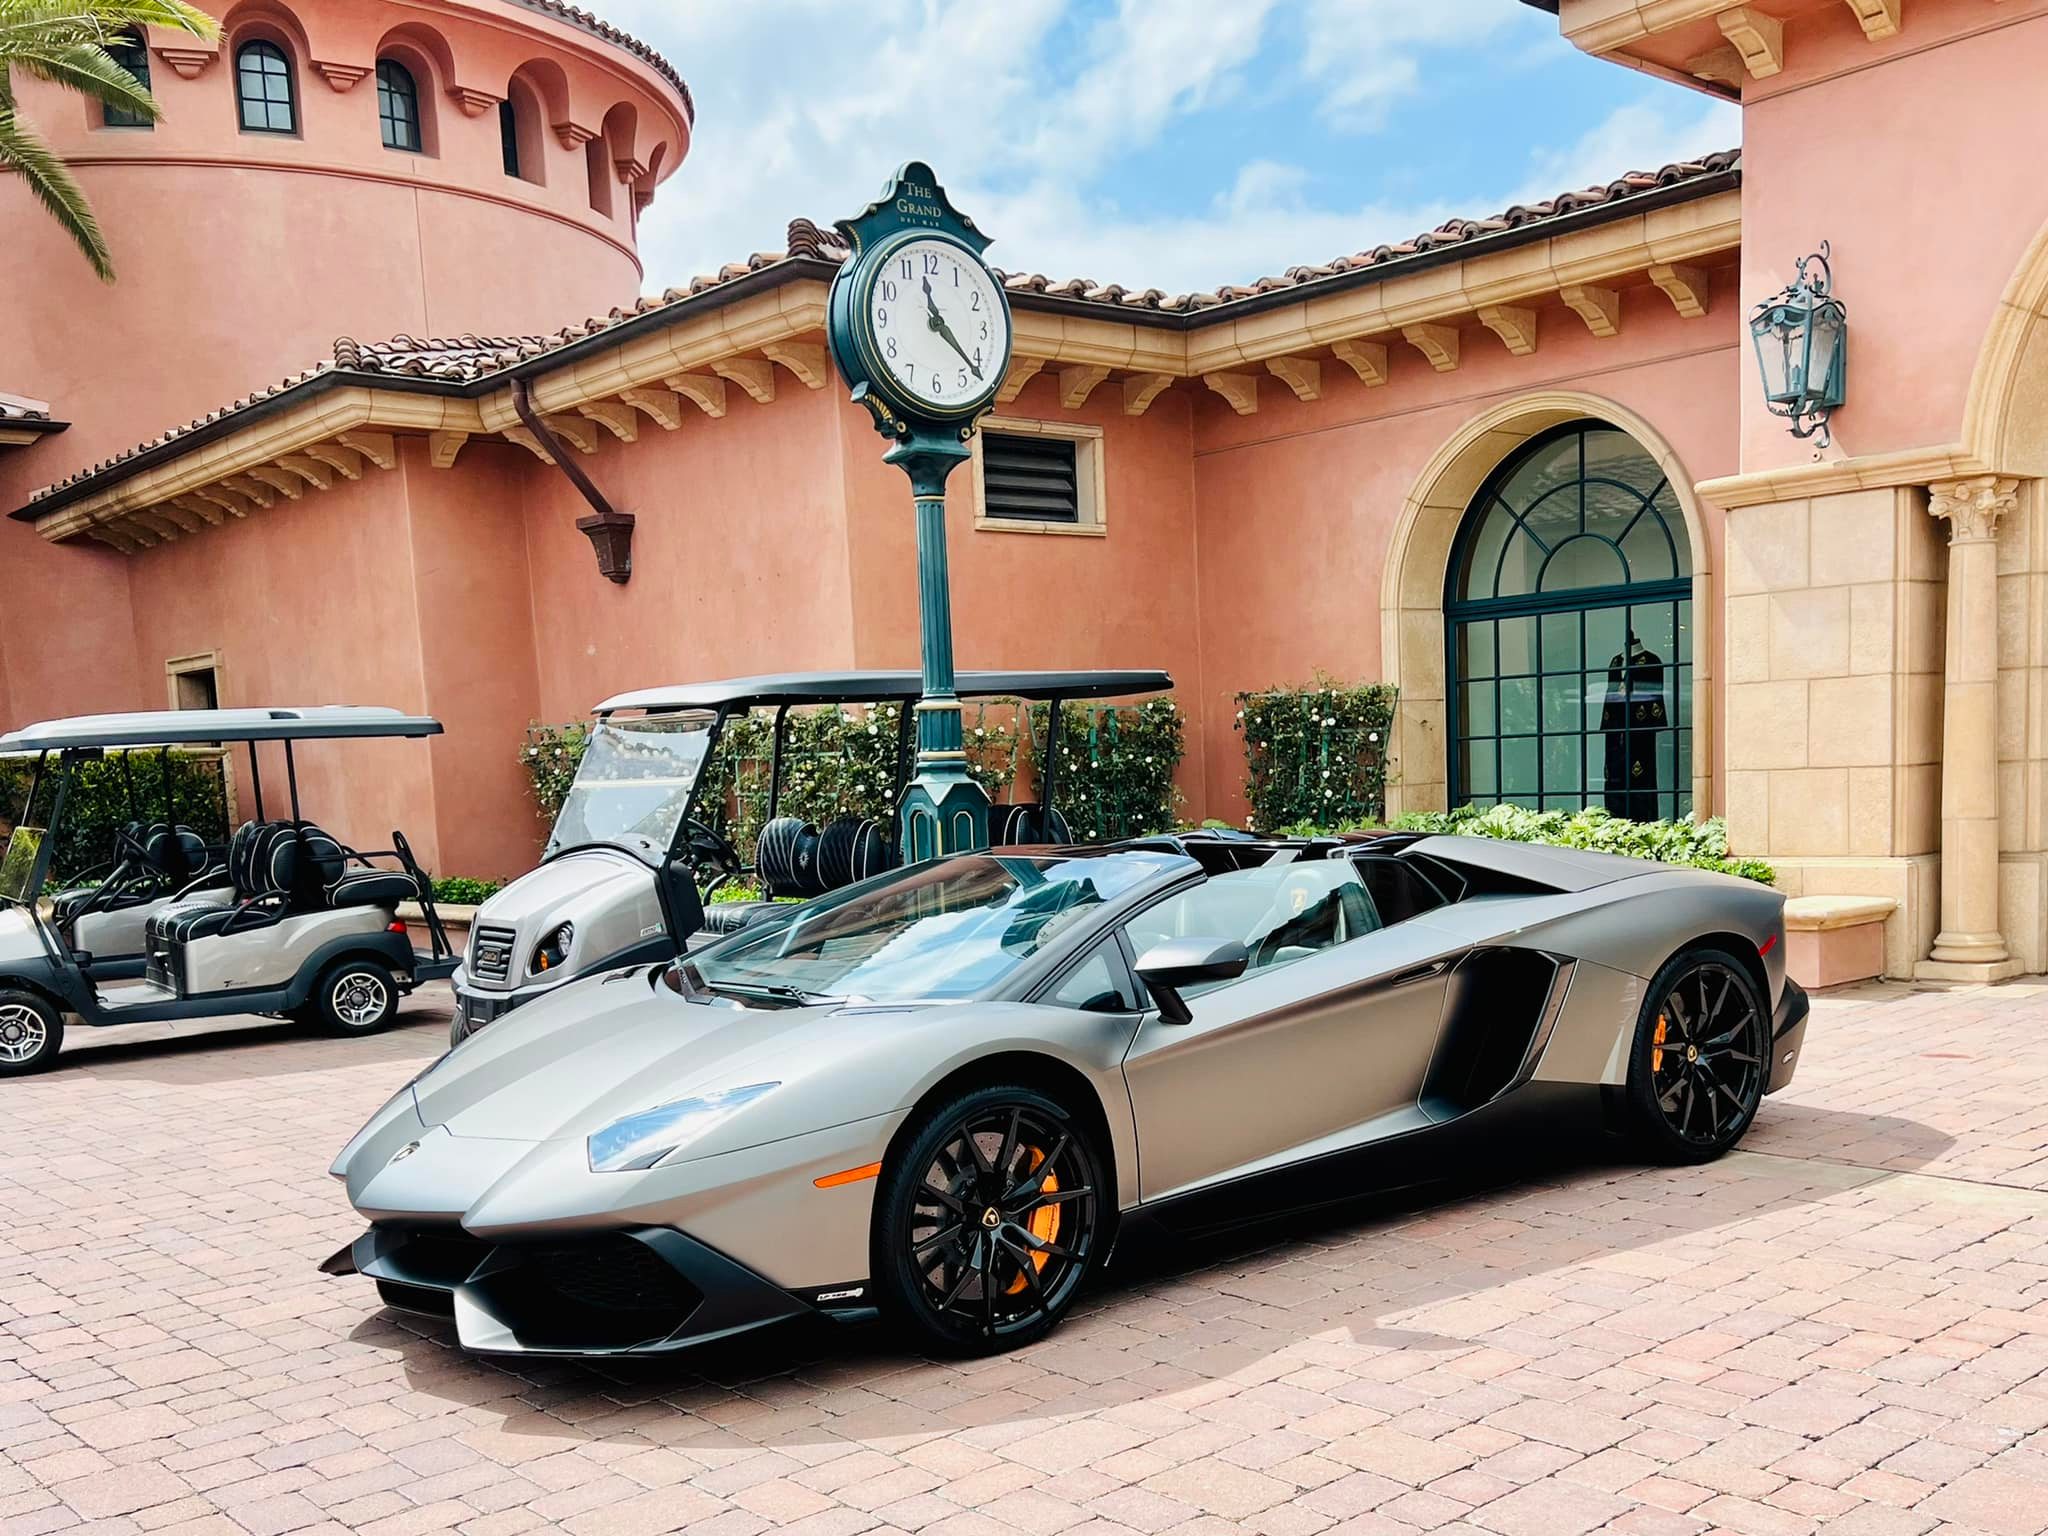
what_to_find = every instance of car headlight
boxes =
[586,1082,779,1172]
[530,922,573,977]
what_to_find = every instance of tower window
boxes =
[377,59,421,152]
[498,98,520,178]
[103,30,152,128]
[235,40,295,134]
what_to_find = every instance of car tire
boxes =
[872,1084,1104,1357]
[448,1014,470,1050]
[1624,946,1771,1164]
[313,959,399,1037]
[0,990,63,1077]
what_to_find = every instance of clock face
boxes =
[863,236,1010,414]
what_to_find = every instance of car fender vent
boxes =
[1422,947,1566,1116]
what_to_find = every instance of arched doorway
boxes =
[1444,421,1694,818]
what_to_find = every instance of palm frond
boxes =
[12,39,159,117]
[0,104,112,279]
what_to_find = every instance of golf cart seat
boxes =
[49,821,216,928]
[992,804,1072,846]
[149,821,420,945]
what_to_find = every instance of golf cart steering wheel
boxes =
[681,817,743,877]
[112,822,152,871]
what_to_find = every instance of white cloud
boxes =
[1301,0,1517,131]
[604,1,1740,301]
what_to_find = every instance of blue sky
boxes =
[609,0,1739,298]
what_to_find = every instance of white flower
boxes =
[1368,732,1380,744]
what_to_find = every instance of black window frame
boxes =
[102,29,153,129]
[376,58,422,153]
[234,38,296,136]
[981,431,1082,525]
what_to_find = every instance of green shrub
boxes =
[1030,697,1186,840]
[520,722,589,822]
[1237,677,1398,831]
[0,750,231,885]
[1391,804,1775,884]
[431,876,504,907]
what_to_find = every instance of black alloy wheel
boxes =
[1627,947,1770,1162]
[874,1085,1102,1355]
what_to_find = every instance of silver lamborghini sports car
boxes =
[327,829,1809,1357]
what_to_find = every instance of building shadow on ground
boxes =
[350,1101,1956,1447]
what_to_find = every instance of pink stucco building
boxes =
[7,0,2048,983]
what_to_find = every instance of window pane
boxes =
[237,42,294,134]
[1499,678,1537,736]
[1497,616,1536,674]
[1539,535,1626,593]
[1544,735,1581,793]
[103,32,152,127]
[1501,738,1539,797]
[1456,621,1493,680]
[1463,741,1496,798]
[1540,611,1580,672]
[1047,947,1132,1013]
[378,61,420,152]
[1541,674,1578,733]
[1460,680,1496,736]
[499,99,521,177]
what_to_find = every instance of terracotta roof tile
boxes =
[504,0,693,120]
[22,150,1737,512]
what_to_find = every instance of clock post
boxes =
[826,163,1014,863]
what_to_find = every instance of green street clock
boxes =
[827,163,1014,862]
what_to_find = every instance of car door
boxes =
[1119,858,1464,1201]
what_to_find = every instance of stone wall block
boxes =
[1727,594,1771,682]
[1726,501,1809,595]
[1767,588,1850,679]
[1769,768,1848,855]
[1727,681,1809,769]
[1726,769,1770,851]
[1903,672,1945,765]
[1848,766,1892,857]
[1848,583,1893,675]
[1809,489,1896,587]
[1808,674,1892,767]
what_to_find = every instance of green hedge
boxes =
[1031,697,1186,841]
[1237,678,1397,831]
[431,876,504,906]
[0,751,231,886]
[1391,804,1775,884]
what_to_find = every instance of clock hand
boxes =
[920,274,983,381]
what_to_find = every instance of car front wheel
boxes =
[1625,947,1771,1163]
[872,1085,1103,1355]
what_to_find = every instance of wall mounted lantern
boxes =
[1749,241,1847,447]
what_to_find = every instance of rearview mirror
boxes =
[1134,936,1248,1026]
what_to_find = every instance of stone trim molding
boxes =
[1380,389,1715,819]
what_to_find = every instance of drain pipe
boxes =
[511,377,635,584]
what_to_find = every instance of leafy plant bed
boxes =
[1390,805,1774,884]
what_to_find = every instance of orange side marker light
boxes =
[814,1162,882,1189]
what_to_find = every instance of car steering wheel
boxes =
[680,817,743,877]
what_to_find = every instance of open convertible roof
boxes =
[595,669,1173,715]
[0,706,443,753]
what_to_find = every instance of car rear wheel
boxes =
[1625,947,1770,1163]
[872,1085,1103,1356]
[314,960,399,1037]
[0,990,63,1077]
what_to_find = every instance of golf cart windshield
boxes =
[0,826,43,904]
[547,713,716,863]
[686,848,1185,1004]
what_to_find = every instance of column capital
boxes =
[1928,474,2020,543]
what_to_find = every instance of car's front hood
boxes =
[415,971,916,1147]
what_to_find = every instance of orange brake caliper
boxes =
[1653,1013,1668,1074]
[1004,1148,1061,1294]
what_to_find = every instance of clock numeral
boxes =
[875,308,887,330]
[922,251,940,276]
[931,372,943,393]
[885,336,898,359]
[879,279,897,301]
[898,257,912,280]
[970,291,982,312]
[958,368,969,389]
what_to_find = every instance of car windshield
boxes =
[0,826,44,904]
[547,712,715,863]
[689,849,1187,1004]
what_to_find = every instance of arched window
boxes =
[1445,422,1694,820]
[103,29,152,128]
[376,59,421,151]
[235,39,295,134]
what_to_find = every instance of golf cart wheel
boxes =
[1624,946,1771,1165]
[0,990,63,1077]
[872,1084,1103,1357]
[314,959,399,1037]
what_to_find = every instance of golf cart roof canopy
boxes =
[0,707,443,753]
[595,669,1174,716]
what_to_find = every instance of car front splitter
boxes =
[323,1221,814,1357]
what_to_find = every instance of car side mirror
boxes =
[1134,936,1249,1026]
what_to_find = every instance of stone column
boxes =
[1920,475,2022,981]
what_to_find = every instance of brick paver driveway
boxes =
[5,979,2048,1536]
